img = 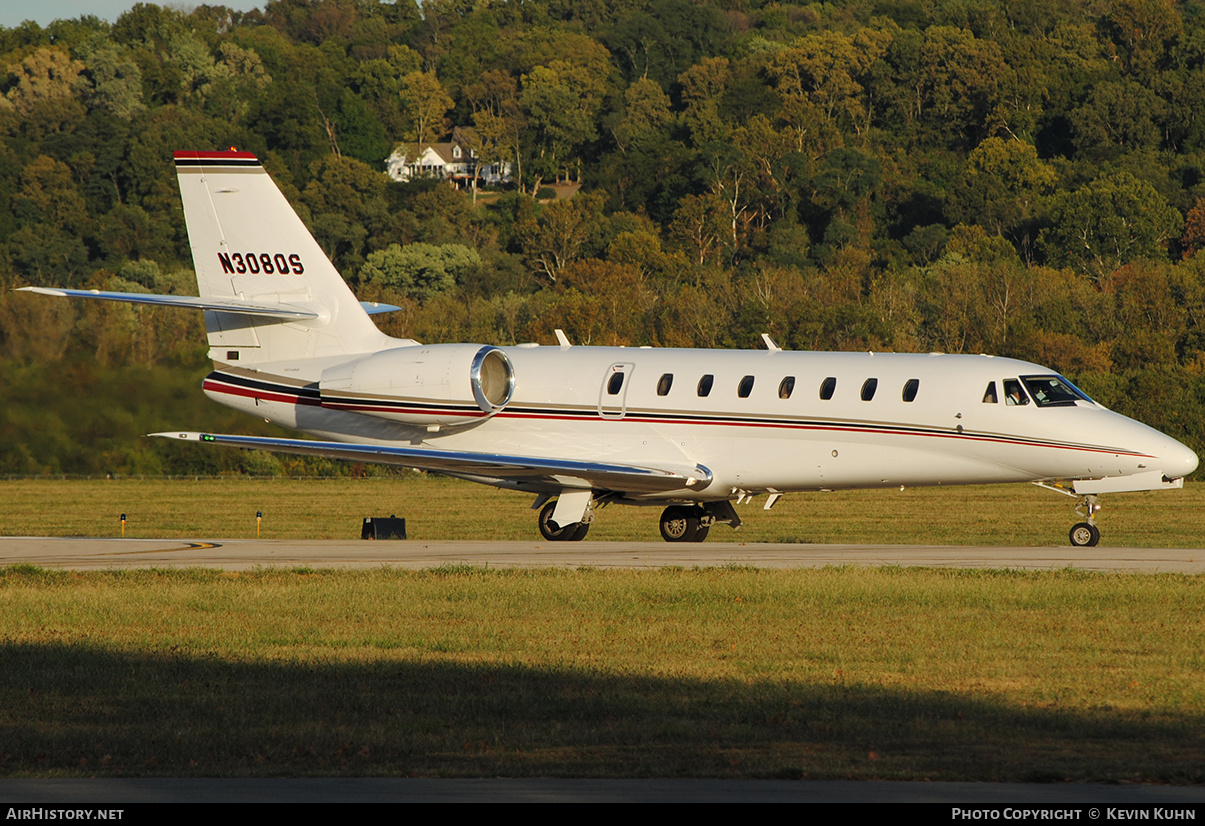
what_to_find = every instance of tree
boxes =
[765,27,891,138]
[72,37,146,121]
[1182,198,1205,259]
[8,156,90,285]
[1038,172,1183,278]
[357,242,481,301]
[517,192,608,283]
[301,155,391,272]
[519,63,601,186]
[400,70,453,147]
[947,137,1056,251]
[677,56,730,145]
[1071,80,1165,156]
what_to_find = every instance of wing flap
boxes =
[152,431,713,494]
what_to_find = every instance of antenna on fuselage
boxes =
[761,333,781,352]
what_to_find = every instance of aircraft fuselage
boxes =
[201,345,1198,502]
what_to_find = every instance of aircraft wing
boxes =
[151,431,714,494]
[18,287,319,319]
[17,287,402,318]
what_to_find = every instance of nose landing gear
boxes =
[1034,482,1103,547]
[1068,494,1101,547]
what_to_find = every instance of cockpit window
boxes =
[1003,379,1030,406]
[1020,375,1094,407]
[982,382,998,404]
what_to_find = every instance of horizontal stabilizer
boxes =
[360,301,403,315]
[18,287,318,319]
[152,431,713,494]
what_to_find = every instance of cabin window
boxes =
[861,378,878,401]
[902,378,920,402]
[657,373,673,396]
[778,376,795,399]
[820,377,836,400]
[738,375,755,398]
[1003,378,1030,406]
[607,372,625,395]
[698,374,714,397]
[982,382,998,404]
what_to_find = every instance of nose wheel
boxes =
[1069,521,1100,547]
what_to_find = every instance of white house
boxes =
[385,139,512,187]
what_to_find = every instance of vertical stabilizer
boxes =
[173,150,389,365]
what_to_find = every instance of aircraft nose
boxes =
[1162,437,1199,478]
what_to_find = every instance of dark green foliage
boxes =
[3,0,1205,473]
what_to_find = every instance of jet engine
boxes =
[318,344,515,426]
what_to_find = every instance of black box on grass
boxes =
[362,516,407,540]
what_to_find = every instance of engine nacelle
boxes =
[318,344,515,426]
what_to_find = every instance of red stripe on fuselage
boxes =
[201,379,1153,458]
[203,378,319,406]
[174,150,259,161]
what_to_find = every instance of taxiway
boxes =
[1,537,1200,573]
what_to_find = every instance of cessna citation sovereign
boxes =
[20,150,1199,546]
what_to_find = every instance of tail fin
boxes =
[173,150,390,365]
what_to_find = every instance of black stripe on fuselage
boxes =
[204,370,1146,458]
[174,158,261,168]
[207,370,320,400]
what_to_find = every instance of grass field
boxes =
[2,475,1203,546]
[2,477,1202,782]
[1,565,1202,781]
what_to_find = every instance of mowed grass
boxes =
[3,479,1202,781]
[2,475,1203,546]
[1,565,1202,780]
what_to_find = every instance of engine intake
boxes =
[319,344,515,426]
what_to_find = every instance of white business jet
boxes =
[21,150,1199,546]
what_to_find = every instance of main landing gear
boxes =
[538,500,590,541]
[535,496,742,543]
[659,505,710,543]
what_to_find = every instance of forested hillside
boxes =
[3,0,1204,475]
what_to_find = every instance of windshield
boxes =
[1019,375,1094,407]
